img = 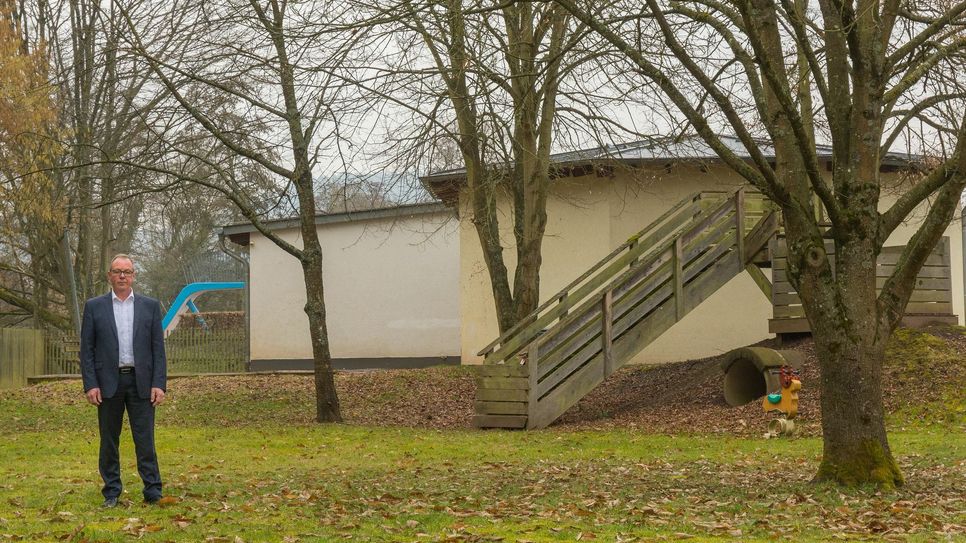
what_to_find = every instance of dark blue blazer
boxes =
[79,292,167,399]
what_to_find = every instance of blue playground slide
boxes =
[162,282,244,336]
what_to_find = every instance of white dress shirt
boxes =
[112,290,136,367]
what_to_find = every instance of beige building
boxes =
[222,203,461,370]
[423,136,965,366]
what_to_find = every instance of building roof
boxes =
[420,134,917,205]
[219,202,452,246]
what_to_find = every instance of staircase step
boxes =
[473,414,528,429]
[473,189,780,431]
[475,400,527,415]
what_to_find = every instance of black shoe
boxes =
[102,497,119,508]
[144,495,161,505]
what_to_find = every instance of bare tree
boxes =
[0,0,185,330]
[359,0,632,334]
[556,0,966,486]
[115,0,376,422]
[0,0,68,327]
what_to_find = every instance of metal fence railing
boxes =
[43,328,247,375]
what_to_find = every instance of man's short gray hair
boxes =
[109,253,135,270]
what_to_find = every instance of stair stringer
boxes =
[472,189,779,430]
[527,245,746,429]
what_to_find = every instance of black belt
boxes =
[119,367,135,374]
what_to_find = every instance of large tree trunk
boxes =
[796,232,903,488]
[300,247,342,423]
[812,328,902,487]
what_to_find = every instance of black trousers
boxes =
[97,372,162,500]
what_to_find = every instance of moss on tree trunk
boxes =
[815,439,903,489]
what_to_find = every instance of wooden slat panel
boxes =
[680,198,735,247]
[476,377,529,390]
[476,388,529,402]
[877,264,950,278]
[602,291,614,377]
[540,272,667,393]
[612,250,674,301]
[475,401,528,415]
[682,231,738,284]
[773,278,797,294]
[612,300,679,366]
[877,252,947,266]
[538,296,605,358]
[768,318,811,334]
[773,305,807,318]
[536,335,603,397]
[772,292,802,306]
[905,302,952,313]
[612,282,675,341]
[537,296,685,424]
[674,237,684,319]
[530,198,762,429]
[901,314,958,327]
[537,314,602,381]
[743,212,779,262]
[681,209,735,262]
[529,352,607,429]
[0,329,45,389]
[477,364,529,378]
[735,189,745,264]
[537,315,601,378]
[909,290,954,303]
[474,415,527,429]
[683,252,743,313]
[879,277,951,290]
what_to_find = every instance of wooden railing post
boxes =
[735,188,745,263]
[673,238,684,319]
[602,290,614,377]
[526,340,539,428]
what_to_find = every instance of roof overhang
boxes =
[219,202,452,246]
[419,135,919,206]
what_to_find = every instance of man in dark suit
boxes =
[80,254,167,508]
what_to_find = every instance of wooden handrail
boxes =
[478,192,734,361]
[532,192,748,399]
[482,189,758,365]
[529,189,779,410]
[477,191,718,357]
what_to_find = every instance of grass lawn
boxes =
[1,380,963,542]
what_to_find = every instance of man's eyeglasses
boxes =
[110,269,135,277]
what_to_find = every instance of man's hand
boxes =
[86,388,102,406]
[151,388,166,407]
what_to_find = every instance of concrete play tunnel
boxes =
[720,347,803,407]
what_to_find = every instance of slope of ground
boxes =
[4,326,964,435]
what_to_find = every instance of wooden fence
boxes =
[769,236,956,333]
[38,328,248,379]
[0,328,45,389]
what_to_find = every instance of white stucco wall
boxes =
[458,164,965,365]
[247,209,460,361]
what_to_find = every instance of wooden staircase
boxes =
[474,188,780,429]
